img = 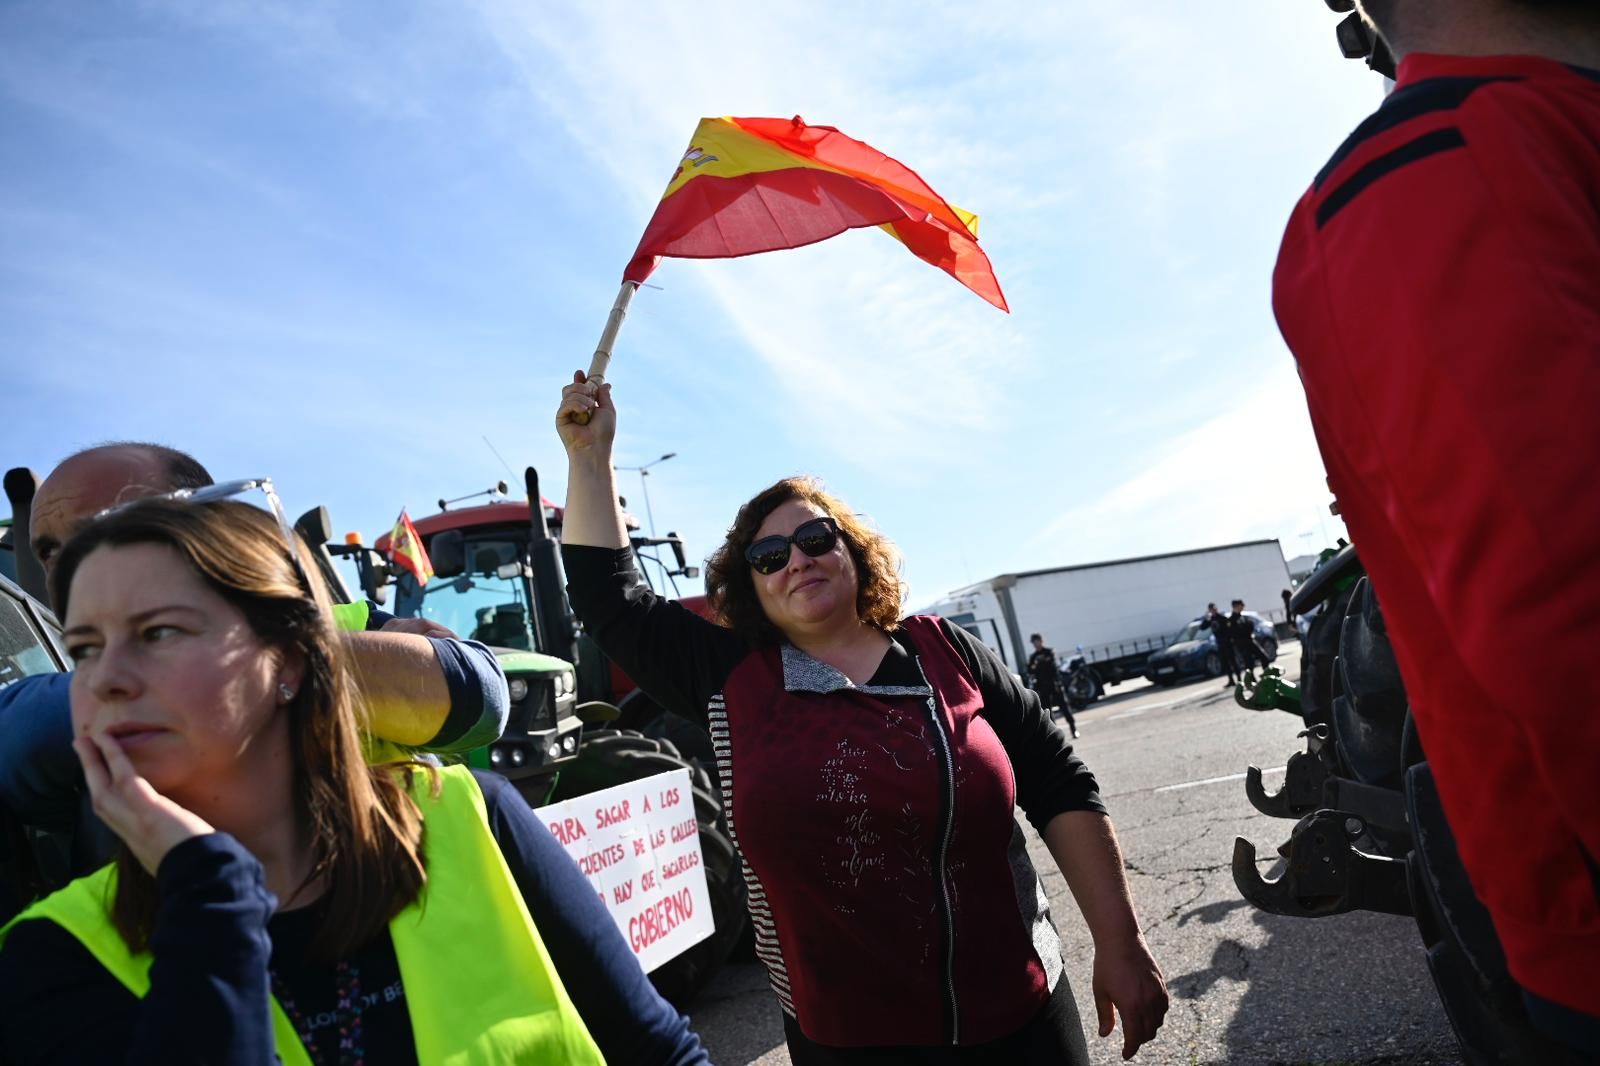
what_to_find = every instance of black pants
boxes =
[781,973,1090,1066]
[1217,642,1238,681]
[1236,640,1270,671]
[1040,682,1076,730]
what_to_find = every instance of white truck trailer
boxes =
[925,539,1293,690]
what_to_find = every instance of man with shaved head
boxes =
[26,442,211,579]
[1,441,510,908]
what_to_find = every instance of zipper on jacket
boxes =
[922,684,960,1045]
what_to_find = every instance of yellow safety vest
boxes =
[331,600,371,633]
[0,766,605,1066]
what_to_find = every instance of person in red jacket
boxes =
[1274,0,1600,1051]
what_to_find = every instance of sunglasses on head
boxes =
[744,516,840,575]
[94,477,305,574]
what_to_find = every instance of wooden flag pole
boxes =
[573,280,639,425]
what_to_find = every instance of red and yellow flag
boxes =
[388,510,434,585]
[624,116,1007,311]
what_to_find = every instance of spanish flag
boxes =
[388,510,434,586]
[624,116,1007,311]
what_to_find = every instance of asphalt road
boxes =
[684,642,1466,1065]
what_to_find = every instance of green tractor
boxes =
[326,466,746,1006]
[1230,543,1589,1063]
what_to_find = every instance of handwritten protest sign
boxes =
[537,768,714,972]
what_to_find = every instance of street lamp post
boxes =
[615,452,676,537]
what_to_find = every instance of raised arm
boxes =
[555,371,746,725]
[557,370,628,549]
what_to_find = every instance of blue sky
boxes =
[1,1,1372,606]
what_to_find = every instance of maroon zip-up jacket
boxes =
[565,546,1106,1048]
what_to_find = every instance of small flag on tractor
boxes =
[624,115,1007,311]
[388,510,433,585]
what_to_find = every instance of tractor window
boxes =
[403,572,533,650]
[0,593,60,690]
[391,537,533,650]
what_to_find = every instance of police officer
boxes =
[1202,603,1238,686]
[1226,600,1269,676]
[1028,633,1078,738]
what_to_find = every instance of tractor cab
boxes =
[382,499,701,655]
[390,523,540,650]
[350,470,747,1001]
[371,481,704,711]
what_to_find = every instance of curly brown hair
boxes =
[704,476,905,643]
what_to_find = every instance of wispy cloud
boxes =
[1029,360,1348,569]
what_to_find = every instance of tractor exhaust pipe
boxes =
[4,468,48,604]
[524,467,579,667]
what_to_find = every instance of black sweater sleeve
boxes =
[0,834,278,1065]
[473,770,709,1066]
[562,544,748,725]
[938,618,1108,830]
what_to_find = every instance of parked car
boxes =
[0,571,71,922]
[1144,612,1278,685]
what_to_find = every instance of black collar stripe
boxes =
[1314,75,1515,191]
[1317,127,1468,229]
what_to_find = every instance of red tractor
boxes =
[337,466,745,1005]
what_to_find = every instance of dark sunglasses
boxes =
[744,517,840,575]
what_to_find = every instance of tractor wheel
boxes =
[1298,580,1357,729]
[1407,762,1588,1064]
[615,696,718,782]
[1331,578,1408,792]
[544,729,748,1008]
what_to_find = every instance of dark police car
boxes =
[1144,612,1278,685]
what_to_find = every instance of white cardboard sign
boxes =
[537,768,714,972]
